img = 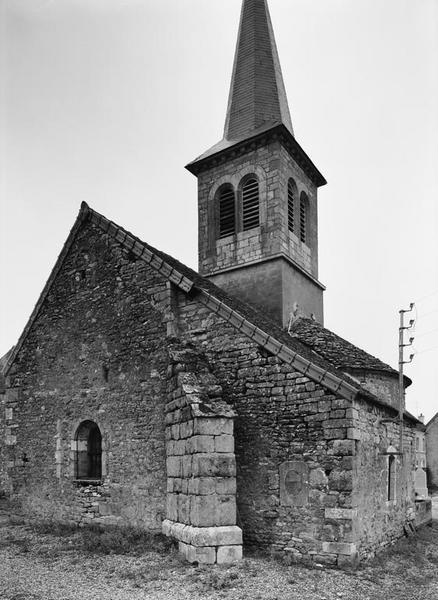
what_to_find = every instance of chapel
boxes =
[0,0,429,567]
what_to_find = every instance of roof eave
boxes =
[186,124,327,188]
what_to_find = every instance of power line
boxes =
[415,345,438,356]
[414,290,438,304]
[416,308,438,320]
[415,327,438,339]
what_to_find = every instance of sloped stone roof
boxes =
[3,203,419,423]
[289,317,399,376]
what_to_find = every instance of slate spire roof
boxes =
[224,0,294,141]
[186,0,325,187]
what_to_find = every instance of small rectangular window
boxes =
[388,455,396,501]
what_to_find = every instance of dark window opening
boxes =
[388,455,396,501]
[299,194,308,243]
[288,179,296,233]
[75,420,102,480]
[242,177,260,231]
[102,365,109,383]
[219,186,236,237]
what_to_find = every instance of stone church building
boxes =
[0,0,427,567]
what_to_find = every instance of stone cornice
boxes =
[186,124,327,189]
[204,253,326,291]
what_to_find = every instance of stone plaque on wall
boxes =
[279,461,309,506]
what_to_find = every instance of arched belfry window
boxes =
[299,192,309,244]
[75,420,102,480]
[287,179,297,233]
[218,185,236,238]
[242,176,260,231]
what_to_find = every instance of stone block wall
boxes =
[162,346,242,564]
[426,417,438,489]
[197,139,318,279]
[175,291,359,567]
[174,288,420,566]
[351,397,417,559]
[3,223,170,529]
[0,386,7,495]
[1,212,420,568]
[345,369,402,412]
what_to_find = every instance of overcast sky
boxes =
[1,0,437,422]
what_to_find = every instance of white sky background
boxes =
[1,0,437,421]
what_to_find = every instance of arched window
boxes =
[75,420,102,480]
[387,455,396,501]
[287,179,297,233]
[299,192,308,243]
[218,185,236,238]
[242,177,260,231]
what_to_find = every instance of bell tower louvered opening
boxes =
[242,177,260,231]
[219,186,236,238]
[300,192,308,244]
[288,179,296,233]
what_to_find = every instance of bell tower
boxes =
[186,0,326,327]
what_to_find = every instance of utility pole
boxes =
[398,304,415,455]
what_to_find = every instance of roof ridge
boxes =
[4,202,419,423]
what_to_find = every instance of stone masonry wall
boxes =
[0,385,7,495]
[197,139,317,279]
[351,398,416,559]
[4,222,171,529]
[426,417,438,489]
[345,369,401,412]
[162,344,242,564]
[175,290,360,567]
[2,215,419,567]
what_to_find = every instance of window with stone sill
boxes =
[74,420,102,482]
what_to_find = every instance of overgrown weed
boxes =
[188,565,240,591]
[80,525,174,556]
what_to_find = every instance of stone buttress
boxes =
[162,345,242,564]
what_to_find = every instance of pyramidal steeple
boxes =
[224,0,294,141]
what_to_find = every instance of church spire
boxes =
[189,0,326,327]
[224,0,294,141]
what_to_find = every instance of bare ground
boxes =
[0,509,437,600]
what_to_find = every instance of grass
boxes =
[23,519,175,556]
[79,525,174,555]
[1,513,437,600]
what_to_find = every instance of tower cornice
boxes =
[186,123,327,188]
